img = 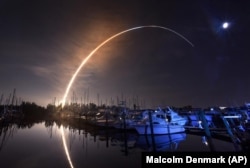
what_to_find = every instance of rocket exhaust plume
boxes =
[61,25,194,107]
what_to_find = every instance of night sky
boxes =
[0,0,249,108]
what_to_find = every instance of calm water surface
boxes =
[0,121,240,168]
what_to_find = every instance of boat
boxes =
[184,108,219,128]
[89,110,117,127]
[112,110,144,130]
[132,109,186,135]
[164,107,188,126]
[242,103,250,123]
[134,123,185,135]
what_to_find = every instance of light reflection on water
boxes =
[0,122,67,168]
[0,121,239,168]
[61,126,74,168]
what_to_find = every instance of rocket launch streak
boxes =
[61,25,194,107]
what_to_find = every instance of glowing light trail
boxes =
[61,25,194,107]
[61,126,74,168]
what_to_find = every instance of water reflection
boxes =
[136,133,186,151]
[0,124,17,151]
[61,126,74,168]
[0,121,67,168]
[201,136,208,146]
[0,118,245,168]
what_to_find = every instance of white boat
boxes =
[134,124,185,135]
[165,107,188,126]
[133,109,186,135]
[89,110,116,127]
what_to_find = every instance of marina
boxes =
[1,0,250,167]
[1,99,250,168]
[0,118,248,168]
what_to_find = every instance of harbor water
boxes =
[0,118,243,168]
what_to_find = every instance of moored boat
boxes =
[134,124,185,135]
[132,109,186,135]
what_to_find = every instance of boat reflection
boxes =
[135,133,187,151]
[80,128,187,153]
[0,123,17,151]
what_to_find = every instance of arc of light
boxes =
[61,25,194,107]
[61,126,74,168]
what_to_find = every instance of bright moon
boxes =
[222,22,229,29]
